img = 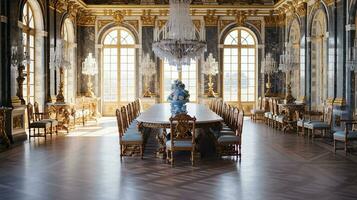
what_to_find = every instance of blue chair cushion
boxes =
[297,120,304,127]
[122,133,142,142]
[166,140,193,148]
[264,112,272,118]
[220,130,235,136]
[251,109,265,114]
[305,121,330,129]
[274,115,284,123]
[333,131,357,141]
[217,135,240,143]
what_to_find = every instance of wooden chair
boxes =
[333,119,357,155]
[217,109,244,160]
[272,99,284,130]
[264,98,274,127]
[304,105,333,140]
[34,102,58,136]
[166,113,196,166]
[116,108,143,159]
[250,97,265,122]
[27,103,52,140]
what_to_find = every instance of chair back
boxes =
[323,105,333,126]
[257,97,262,110]
[263,97,269,112]
[120,106,130,130]
[115,108,124,138]
[169,113,196,148]
[269,98,274,113]
[27,103,35,123]
[236,109,244,137]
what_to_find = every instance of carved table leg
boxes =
[156,128,167,159]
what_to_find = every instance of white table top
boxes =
[136,103,223,125]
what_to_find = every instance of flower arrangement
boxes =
[167,80,190,114]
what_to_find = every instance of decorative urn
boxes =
[167,80,190,114]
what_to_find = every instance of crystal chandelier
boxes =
[202,53,218,97]
[141,54,156,97]
[82,53,98,97]
[50,39,71,70]
[261,53,277,97]
[347,39,357,71]
[152,0,206,70]
[279,42,299,104]
[50,39,71,103]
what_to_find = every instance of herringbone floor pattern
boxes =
[0,118,357,200]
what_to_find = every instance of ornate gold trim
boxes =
[333,98,346,106]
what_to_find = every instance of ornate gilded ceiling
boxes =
[83,0,279,5]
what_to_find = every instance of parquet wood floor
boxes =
[0,118,357,200]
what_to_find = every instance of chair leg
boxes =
[345,141,348,155]
[140,144,143,159]
[191,151,194,166]
[171,150,174,166]
[44,128,47,140]
[333,140,336,153]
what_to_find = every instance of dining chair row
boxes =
[115,99,144,159]
[209,99,244,160]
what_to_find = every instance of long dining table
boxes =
[136,103,223,157]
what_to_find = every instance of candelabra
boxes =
[347,39,357,71]
[82,53,98,97]
[261,53,277,97]
[141,54,156,97]
[50,39,71,103]
[11,45,30,105]
[279,43,299,104]
[202,53,219,97]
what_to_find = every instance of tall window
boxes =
[223,28,256,103]
[62,21,69,101]
[162,60,197,102]
[311,10,327,109]
[289,19,301,98]
[103,28,136,104]
[22,2,35,104]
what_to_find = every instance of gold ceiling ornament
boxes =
[126,20,139,32]
[219,20,234,33]
[296,3,307,17]
[77,13,96,26]
[159,9,169,16]
[204,9,218,26]
[323,0,335,6]
[113,10,125,25]
[158,20,167,29]
[141,10,156,26]
[97,20,112,31]
[247,20,262,32]
[235,11,247,26]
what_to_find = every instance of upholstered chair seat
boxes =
[274,115,284,123]
[218,135,240,143]
[29,121,52,129]
[42,119,59,126]
[121,133,143,142]
[264,112,272,118]
[219,130,235,136]
[305,121,329,129]
[251,109,265,115]
[333,131,357,141]
[166,140,193,148]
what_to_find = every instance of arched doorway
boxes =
[101,27,137,115]
[311,10,328,109]
[61,18,76,103]
[288,19,301,98]
[222,27,258,109]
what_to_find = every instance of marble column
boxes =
[142,26,155,97]
[204,26,219,97]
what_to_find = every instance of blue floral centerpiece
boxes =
[167,80,190,114]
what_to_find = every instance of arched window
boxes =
[223,28,257,103]
[311,10,328,109]
[102,28,136,109]
[288,19,301,98]
[22,2,35,104]
[161,60,197,102]
[61,18,75,103]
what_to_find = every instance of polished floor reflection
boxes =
[1,118,357,200]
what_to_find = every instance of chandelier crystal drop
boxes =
[152,0,206,70]
[49,39,71,70]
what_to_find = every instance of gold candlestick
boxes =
[56,68,65,103]
[206,74,217,97]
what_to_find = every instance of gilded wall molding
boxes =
[77,13,96,26]
[141,10,156,26]
[204,10,218,26]
[219,20,234,33]
[97,20,112,31]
